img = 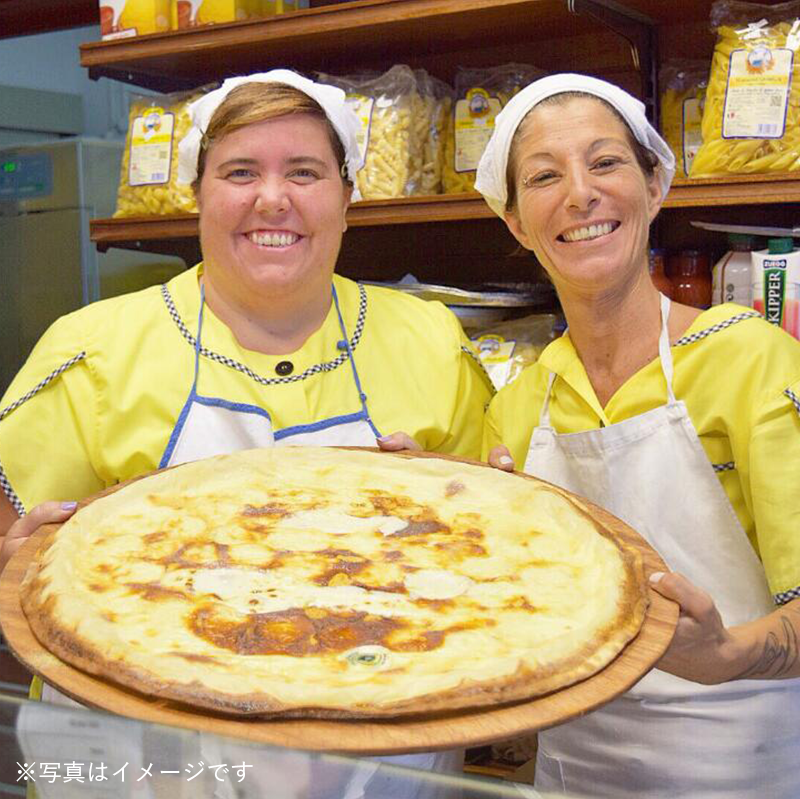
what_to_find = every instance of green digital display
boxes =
[2,162,16,173]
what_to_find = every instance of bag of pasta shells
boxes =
[691,0,800,178]
[660,60,709,178]
[114,87,209,218]
[317,65,422,199]
[443,63,546,194]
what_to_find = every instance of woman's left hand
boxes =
[649,571,740,684]
[376,432,423,452]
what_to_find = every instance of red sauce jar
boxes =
[669,249,711,309]
[648,248,673,298]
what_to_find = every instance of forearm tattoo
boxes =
[735,611,800,679]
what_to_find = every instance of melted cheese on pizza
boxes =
[21,448,647,717]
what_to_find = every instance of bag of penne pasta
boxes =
[660,60,709,178]
[691,0,800,178]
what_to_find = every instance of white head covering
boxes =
[177,69,361,198]
[475,73,675,217]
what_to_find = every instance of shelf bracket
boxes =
[566,0,658,128]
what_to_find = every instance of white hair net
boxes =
[474,73,675,216]
[177,69,361,198]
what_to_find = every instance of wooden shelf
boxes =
[77,0,663,90]
[666,173,800,208]
[90,174,800,251]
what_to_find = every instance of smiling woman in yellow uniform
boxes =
[0,70,492,799]
[475,73,800,798]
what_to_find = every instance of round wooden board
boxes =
[0,451,678,755]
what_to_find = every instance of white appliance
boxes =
[0,138,184,392]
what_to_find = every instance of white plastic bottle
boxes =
[712,233,755,307]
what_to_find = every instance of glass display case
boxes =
[0,693,552,799]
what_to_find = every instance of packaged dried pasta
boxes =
[114,87,209,218]
[317,66,422,199]
[471,313,558,390]
[443,63,545,194]
[691,0,800,177]
[413,70,453,195]
[660,60,709,178]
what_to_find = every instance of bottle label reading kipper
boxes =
[764,257,787,325]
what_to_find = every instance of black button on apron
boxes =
[275,360,294,376]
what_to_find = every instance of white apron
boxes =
[525,294,800,798]
[43,283,463,798]
[158,283,380,467]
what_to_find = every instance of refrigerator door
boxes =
[0,209,84,393]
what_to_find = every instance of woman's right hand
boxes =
[488,445,516,472]
[0,501,77,574]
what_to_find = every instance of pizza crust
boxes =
[21,448,648,718]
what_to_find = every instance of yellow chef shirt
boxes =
[483,304,800,604]
[0,265,492,514]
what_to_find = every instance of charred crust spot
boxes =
[505,596,540,612]
[242,503,290,518]
[363,490,416,515]
[88,583,108,593]
[143,531,168,544]
[433,540,487,557]
[190,606,404,656]
[125,582,186,602]
[170,652,219,664]
[382,550,404,561]
[158,541,232,569]
[313,549,370,586]
[391,630,446,652]
[351,580,407,594]
[389,519,449,538]
[413,598,455,611]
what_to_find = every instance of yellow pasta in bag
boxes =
[443,64,545,194]
[115,87,210,217]
[691,0,800,178]
[413,70,453,196]
[317,66,422,200]
[660,61,709,178]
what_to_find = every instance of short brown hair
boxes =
[505,91,659,212]
[193,82,350,191]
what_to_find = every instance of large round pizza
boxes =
[20,447,647,718]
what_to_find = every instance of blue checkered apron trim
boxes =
[674,311,761,347]
[785,388,800,417]
[0,351,87,517]
[775,586,800,605]
[160,283,368,386]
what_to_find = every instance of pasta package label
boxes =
[474,335,517,391]
[345,94,375,171]
[100,0,170,38]
[723,46,793,138]
[174,0,251,26]
[454,88,502,173]
[690,3,800,179]
[682,96,704,173]
[129,109,174,187]
[115,88,203,217]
